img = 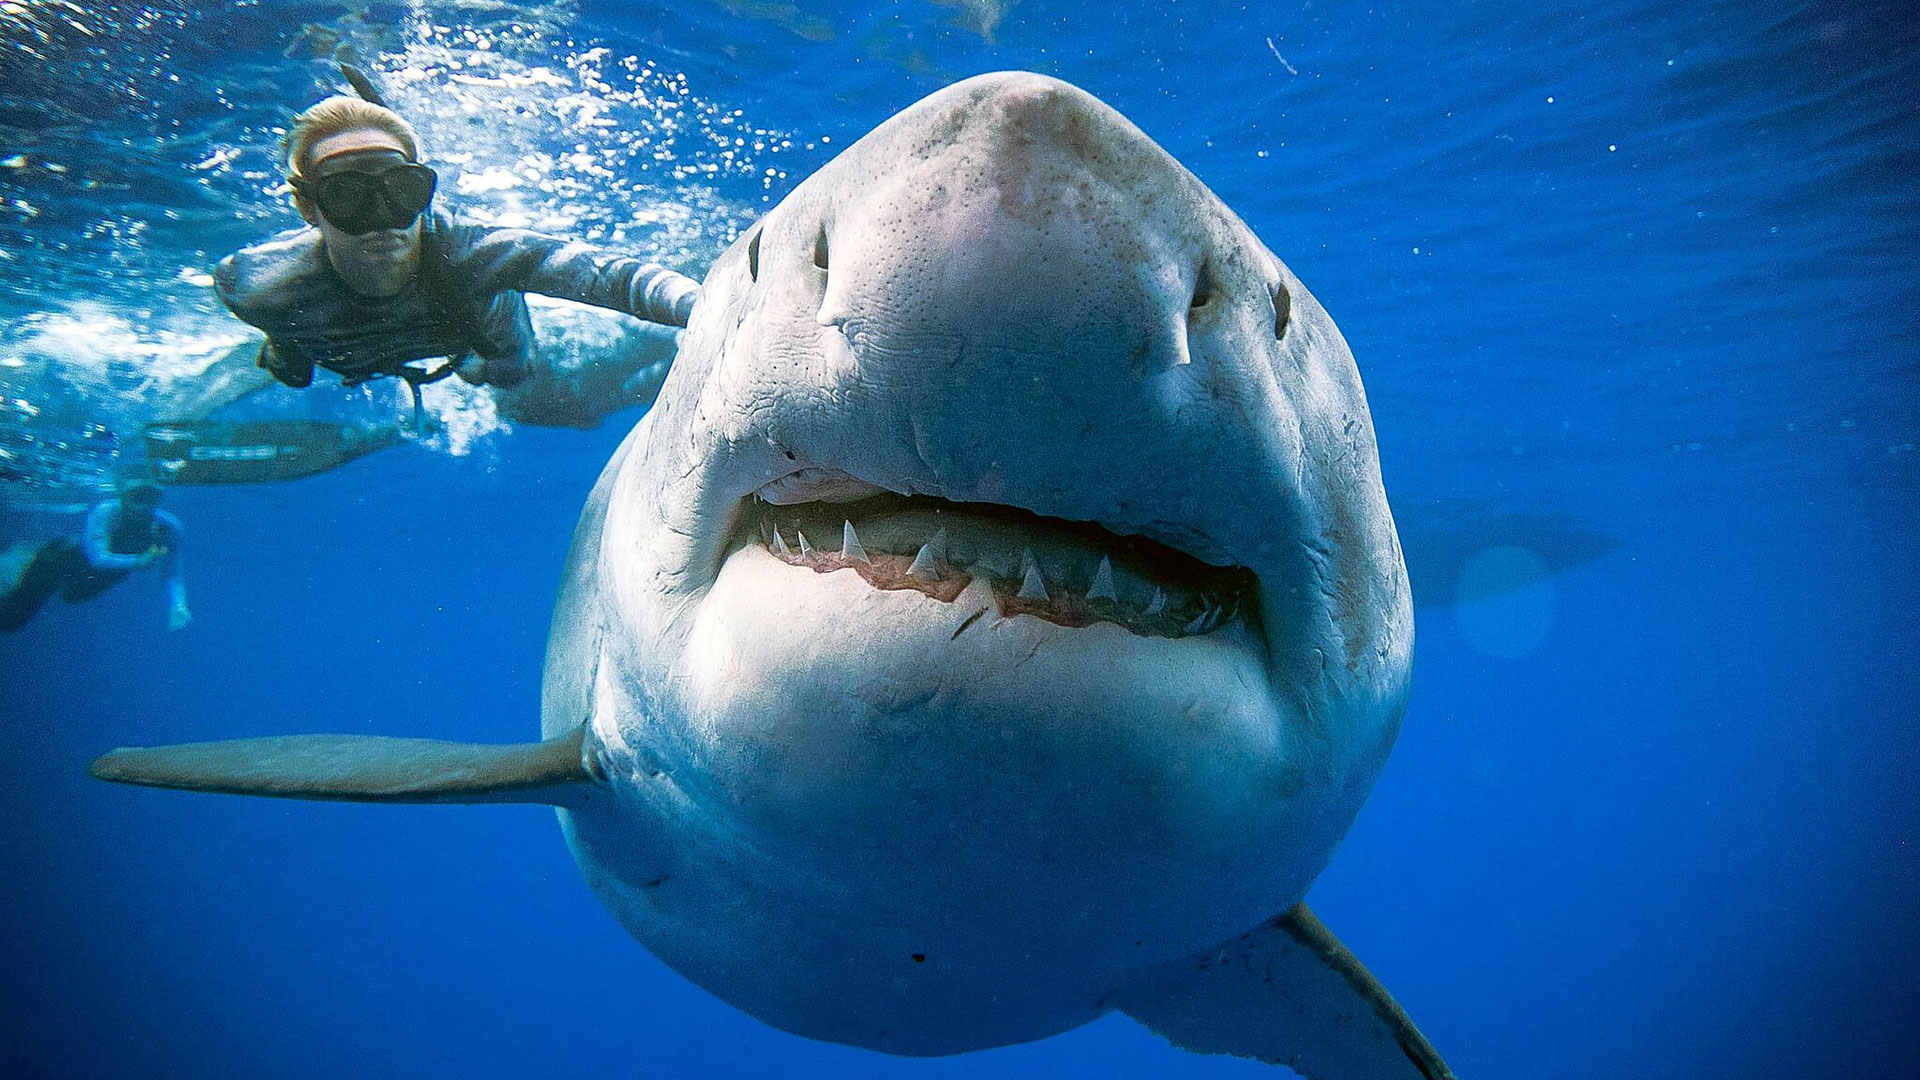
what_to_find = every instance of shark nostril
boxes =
[1189,261,1214,310]
[746,229,762,282]
[812,229,830,272]
[1271,281,1291,339]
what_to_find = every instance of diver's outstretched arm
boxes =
[446,221,702,328]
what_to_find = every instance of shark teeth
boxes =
[841,520,869,563]
[1017,550,1049,602]
[904,528,949,582]
[749,499,1250,640]
[1086,556,1117,601]
[1183,595,1240,636]
[905,542,940,580]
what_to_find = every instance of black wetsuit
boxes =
[212,208,699,389]
[0,501,183,633]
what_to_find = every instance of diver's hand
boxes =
[454,356,527,389]
[167,601,192,631]
[259,340,315,388]
[138,545,166,568]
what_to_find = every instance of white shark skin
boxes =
[541,72,1412,1057]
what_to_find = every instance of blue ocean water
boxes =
[2,0,1915,1077]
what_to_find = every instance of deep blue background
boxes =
[3,1,1916,1077]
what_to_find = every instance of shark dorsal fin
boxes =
[89,727,596,806]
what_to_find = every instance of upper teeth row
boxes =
[765,518,1237,637]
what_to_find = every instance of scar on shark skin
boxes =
[951,606,988,639]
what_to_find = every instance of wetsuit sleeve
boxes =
[453,227,702,327]
[212,255,315,387]
[81,502,145,572]
[154,511,187,611]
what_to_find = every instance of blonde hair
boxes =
[283,96,421,181]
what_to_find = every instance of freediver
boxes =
[0,482,189,634]
[212,95,700,409]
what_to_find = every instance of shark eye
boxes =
[812,229,830,272]
[746,229,762,282]
[1271,281,1291,339]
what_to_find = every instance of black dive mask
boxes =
[296,163,438,235]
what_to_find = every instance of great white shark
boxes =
[92,72,1452,1079]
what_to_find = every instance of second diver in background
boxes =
[213,96,699,408]
[0,482,189,634]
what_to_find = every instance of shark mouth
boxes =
[731,493,1256,640]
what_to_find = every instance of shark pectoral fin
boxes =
[88,727,598,806]
[1113,903,1455,1080]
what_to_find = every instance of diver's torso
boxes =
[214,212,533,381]
[106,509,158,555]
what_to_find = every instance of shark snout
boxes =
[676,78,1315,590]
